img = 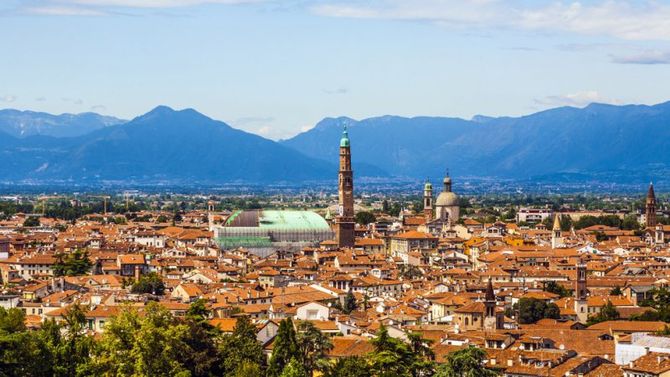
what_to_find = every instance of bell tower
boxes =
[551,214,562,249]
[574,263,588,323]
[646,182,657,228]
[336,127,355,248]
[423,180,433,221]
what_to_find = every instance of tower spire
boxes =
[336,126,355,248]
[646,182,657,228]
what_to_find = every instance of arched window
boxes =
[465,317,469,326]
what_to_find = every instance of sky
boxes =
[1,0,670,140]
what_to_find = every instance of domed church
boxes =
[423,171,460,235]
[434,174,459,224]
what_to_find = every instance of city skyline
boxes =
[2,0,670,139]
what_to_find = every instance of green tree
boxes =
[368,325,414,377]
[268,318,300,377]
[234,361,263,377]
[219,315,265,375]
[280,358,308,377]
[40,304,94,377]
[435,346,498,377]
[85,303,202,376]
[544,281,570,298]
[23,216,41,227]
[131,272,166,295]
[622,215,641,230]
[181,301,222,376]
[342,290,358,314]
[515,298,560,324]
[53,249,92,276]
[355,211,377,225]
[0,307,53,377]
[587,300,620,326]
[610,286,623,296]
[322,356,371,377]
[296,321,333,377]
[407,332,436,377]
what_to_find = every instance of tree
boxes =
[355,211,377,225]
[85,302,206,376]
[219,315,265,375]
[0,307,53,377]
[587,300,620,326]
[322,356,371,377]
[622,215,641,230]
[23,216,40,227]
[435,346,498,377]
[296,321,333,377]
[515,298,560,324]
[40,304,94,377]
[407,332,436,377]
[280,358,308,377]
[544,281,570,298]
[342,290,358,314]
[610,286,623,296]
[53,249,92,277]
[368,325,415,377]
[268,318,300,377]
[131,272,165,295]
[180,301,222,376]
[234,361,263,377]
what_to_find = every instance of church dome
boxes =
[424,181,432,191]
[435,191,458,206]
[340,127,350,148]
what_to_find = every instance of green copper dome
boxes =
[340,126,350,147]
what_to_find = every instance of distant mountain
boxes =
[282,101,670,182]
[0,106,335,183]
[2,102,670,185]
[0,109,124,138]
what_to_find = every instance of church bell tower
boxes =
[423,180,433,221]
[336,127,355,248]
[647,182,657,228]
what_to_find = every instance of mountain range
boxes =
[283,101,670,182]
[1,102,669,184]
[0,106,332,183]
[0,109,124,138]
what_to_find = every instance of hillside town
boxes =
[3,130,670,377]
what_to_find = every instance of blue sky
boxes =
[2,0,670,139]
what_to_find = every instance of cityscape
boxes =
[3,1,670,377]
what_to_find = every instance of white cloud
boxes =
[22,0,264,15]
[534,91,622,108]
[24,5,106,16]
[69,0,263,7]
[0,95,17,103]
[611,49,670,64]
[312,0,670,41]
